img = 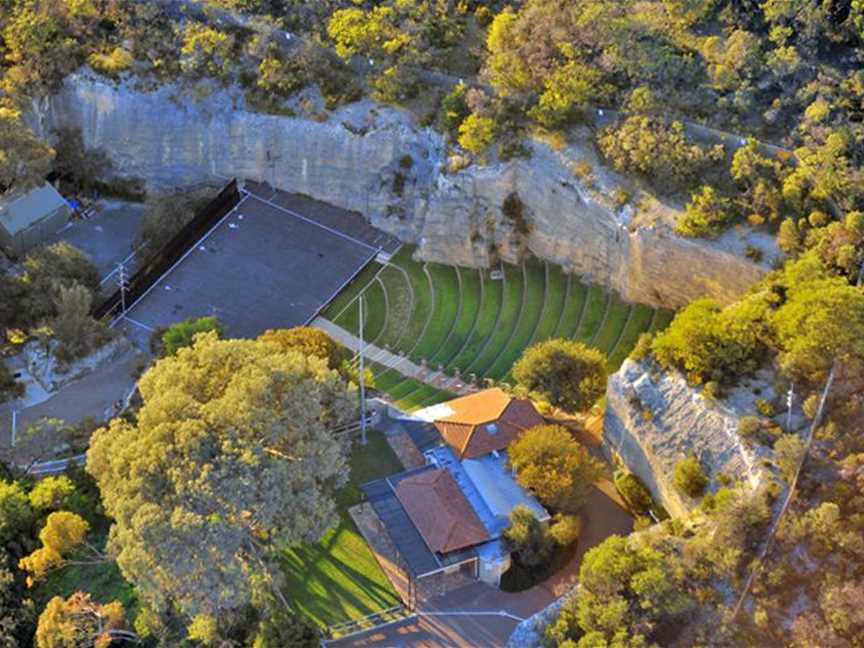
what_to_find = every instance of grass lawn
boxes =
[591,298,631,355]
[400,258,433,356]
[376,265,412,349]
[609,304,655,369]
[469,265,523,376]
[650,308,677,332]
[280,431,403,628]
[451,271,500,373]
[555,278,587,339]
[323,261,382,323]
[411,264,459,361]
[490,260,545,381]
[575,285,609,343]
[531,264,568,345]
[432,267,482,366]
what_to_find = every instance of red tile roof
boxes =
[433,389,544,459]
[394,469,490,554]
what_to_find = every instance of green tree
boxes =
[0,565,35,647]
[484,7,532,96]
[28,476,75,512]
[676,185,734,238]
[458,113,496,155]
[502,505,551,568]
[437,82,470,140]
[572,535,693,646]
[36,592,133,648]
[86,333,355,625]
[509,425,604,514]
[774,434,805,482]
[180,24,235,78]
[327,6,410,60]
[529,59,611,129]
[0,104,55,193]
[251,601,319,648]
[0,362,23,404]
[0,480,32,548]
[160,316,223,356]
[652,298,761,384]
[513,338,607,412]
[773,278,864,377]
[258,327,346,371]
[19,511,104,583]
[673,454,708,498]
[19,242,100,325]
[52,283,111,361]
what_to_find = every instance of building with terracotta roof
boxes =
[360,389,550,600]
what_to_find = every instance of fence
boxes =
[323,604,412,642]
[92,179,241,321]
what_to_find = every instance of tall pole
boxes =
[786,383,794,431]
[116,262,127,321]
[359,294,367,445]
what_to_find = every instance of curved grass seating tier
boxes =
[488,260,545,381]
[467,265,523,376]
[431,267,482,366]
[322,247,676,409]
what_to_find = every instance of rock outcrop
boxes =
[32,72,773,308]
[604,359,774,518]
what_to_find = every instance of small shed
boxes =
[0,184,71,256]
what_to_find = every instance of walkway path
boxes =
[313,318,475,395]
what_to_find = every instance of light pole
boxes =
[116,262,128,321]
[359,294,367,445]
[786,383,794,432]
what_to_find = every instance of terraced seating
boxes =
[321,246,675,412]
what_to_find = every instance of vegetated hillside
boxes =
[1,1,864,647]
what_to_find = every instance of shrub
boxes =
[458,113,497,155]
[652,298,761,385]
[673,454,709,498]
[437,82,470,140]
[737,415,762,437]
[502,505,551,568]
[614,471,654,516]
[513,338,607,413]
[509,425,604,514]
[548,514,581,548]
[755,398,775,417]
[52,284,112,361]
[161,316,223,356]
[28,476,75,511]
[676,186,734,238]
[703,381,722,399]
[774,434,806,482]
[629,332,654,362]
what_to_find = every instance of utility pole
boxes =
[116,262,128,321]
[786,383,794,431]
[359,294,368,445]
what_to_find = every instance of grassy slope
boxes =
[450,271,501,373]
[280,431,402,628]
[432,268,481,365]
[411,264,459,361]
[469,265,522,376]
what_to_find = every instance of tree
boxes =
[508,425,603,514]
[483,7,532,96]
[458,113,496,155]
[675,186,734,238]
[0,104,55,193]
[614,472,654,516]
[773,278,864,377]
[160,316,223,356]
[437,82,470,140]
[0,565,35,648]
[0,480,32,548]
[19,243,100,325]
[138,187,216,261]
[327,6,410,60]
[86,332,355,625]
[652,298,762,384]
[774,434,805,482]
[529,59,612,128]
[180,24,235,78]
[52,283,111,361]
[513,338,607,412]
[673,454,708,498]
[251,601,319,648]
[36,593,133,648]
[28,476,75,512]
[569,535,693,646]
[502,505,551,568]
[258,327,346,371]
[19,511,105,583]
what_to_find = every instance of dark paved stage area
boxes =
[122,183,397,339]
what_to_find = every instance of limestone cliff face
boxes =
[33,72,771,308]
[604,360,772,518]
